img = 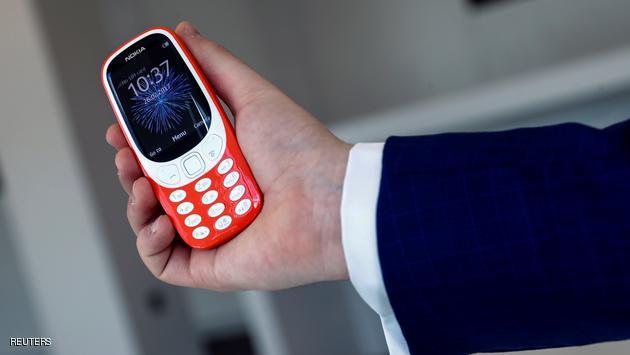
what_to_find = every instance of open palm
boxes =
[106,22,350,291]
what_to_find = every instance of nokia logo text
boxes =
[125,47,146,62]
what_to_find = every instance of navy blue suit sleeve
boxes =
[377,120,630,354]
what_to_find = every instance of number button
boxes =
[217,158,233,174]
[235,199,252,215]
[177,202,194,215]
[208,203,225,217]
[229,185,246,201]
[223,171,240,188]
[215,216,232,230]
[194,178,212,192]
[169,190,186,203]
[192,226,210,240]
[184,214,202,227]
[201,190,219,205]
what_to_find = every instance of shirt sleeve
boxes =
[340,143,411,355]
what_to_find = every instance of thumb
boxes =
[175,21,275,113]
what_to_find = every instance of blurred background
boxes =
[3,0,630,354]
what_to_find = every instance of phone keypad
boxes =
[208,203,225,217]
[215,215,232,230]
[235,199,252,215]
[185,214,202,227]
[169,190,186,203]
[217,158,233,174]
[194,178,212,192]
[176,202,194,215]
[229,185,245,201]
[165,157,255,242]
[223,172,239,188]
[201,190,218,205]
[192,226,210,240]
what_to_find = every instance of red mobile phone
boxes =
[102,27,262,248]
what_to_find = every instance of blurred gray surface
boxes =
[95,0,630,124]
[0,202,47,355]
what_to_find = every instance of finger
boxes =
[115,148,142,194]
[127,177,159,235]
[137,215,196,287]
[175,21,277,113]
[106,123,128,150]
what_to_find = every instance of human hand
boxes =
[105,21,351,291]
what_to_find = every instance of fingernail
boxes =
[180,22,200,37]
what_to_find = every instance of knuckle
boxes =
[126,196,138,219]
[114,150,125,168]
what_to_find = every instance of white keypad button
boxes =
[201,190,219,205]
[182,153,204,177]
[229,185,246,201]
[158,164,180,185]
[214,215,232,230]
[208,203,225,217]
[169,190,186,203]
[223,171,240,188]
[235,199,252,215]
[194,178,212,192]
[192,226,210,240]
[176,202,194,215]
[217,158,233,174]
[206,134,223,161]
[184,214,202,227]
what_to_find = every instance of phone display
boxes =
[106,34,210,162]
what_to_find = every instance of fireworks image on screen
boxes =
[130,71,192,134]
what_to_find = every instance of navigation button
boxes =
[182,153,204,177]
[206,134,223,161]
[158,164,180,185]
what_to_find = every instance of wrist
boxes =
[313,140,352,282]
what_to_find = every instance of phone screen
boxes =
[106,33,211,162]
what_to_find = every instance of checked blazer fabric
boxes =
[377,120,630,354]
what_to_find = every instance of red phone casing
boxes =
[102,27,262,249]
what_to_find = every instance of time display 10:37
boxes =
[127,60,170,97]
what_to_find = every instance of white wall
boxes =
[0,1,138,354]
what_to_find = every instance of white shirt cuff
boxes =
[340,143,410,355]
